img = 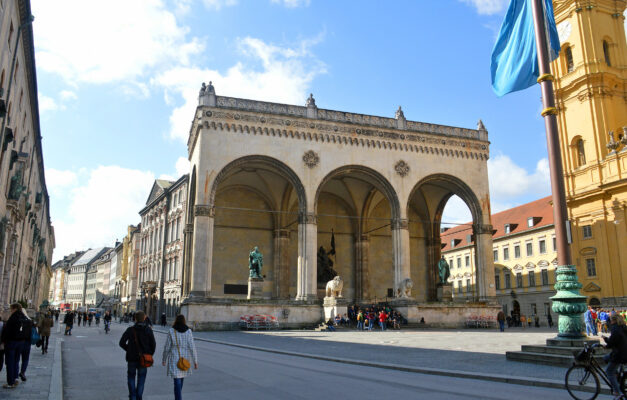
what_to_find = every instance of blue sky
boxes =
[32,0,623,260]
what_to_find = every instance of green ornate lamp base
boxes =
[550,265,587,339]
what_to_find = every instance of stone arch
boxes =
[314,165,401,221]
[209,155,306,213]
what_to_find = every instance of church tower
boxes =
[551,0,627,306]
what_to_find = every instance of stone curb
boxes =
[49,337,63,400]
[153,328,607,394]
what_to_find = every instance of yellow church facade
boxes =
[551,0,627,306]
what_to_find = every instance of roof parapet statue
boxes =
[477,119,486,131]
[395,106,406,130]
[306,93,317,119]
[199,81,216,106]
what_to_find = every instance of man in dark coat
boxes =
[1,303,29,388]
[119,311,156,400]
[63,311,74,335]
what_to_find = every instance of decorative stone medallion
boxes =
[394,160,410,177]
[303,150,320,168]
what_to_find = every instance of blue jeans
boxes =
[4,341,21,385]
[127,362,147,400]
[604,355,621,394]
[368,320,373,331]
[19,340,30,375]
[356,321,363,330]
[379,321,385,331]
[174,378,184,400]
[585,322,596,336]
[498,321,505,332]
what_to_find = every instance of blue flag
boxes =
[491,0,561,97]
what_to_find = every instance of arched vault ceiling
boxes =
[319,176,385,218]
[217,167,292,211]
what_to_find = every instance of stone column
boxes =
[296,212,317,301]
[181,223,194,297]
[188,205,214,298]
[391,218,411,298]
[273,229,290,299]
[473,223,496,301]
[355,234,369,301]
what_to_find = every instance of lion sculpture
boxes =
[396,278,413,298]
[325,276,344,298]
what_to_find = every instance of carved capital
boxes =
[391,218,409,230]
[473,224,493,235]
[194,205,215,218]
[298,212,317,225]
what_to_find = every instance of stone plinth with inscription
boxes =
[247,277,265,300]
[437,284,453,302]
[323,296,348,322]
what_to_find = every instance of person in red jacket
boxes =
[378,311,388,331]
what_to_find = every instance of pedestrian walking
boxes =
[63,311,74,335]
[119,311,156,400]
[602,314,627,399]
[37,311,54,354]
[161,313,167,327]
[584,306,597,336]
[77,312,82,326]
[497,310,505,332]
[1,303,30,389]
[17,309,33,382]
[547,313,553,328]
[161,315,198,400]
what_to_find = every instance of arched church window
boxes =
[577,139,586,167]
[603,41,611,67]
[565,47,574,72]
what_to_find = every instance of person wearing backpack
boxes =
[1,303,27,389]
[119,311,156,400]
[161,315,198,400]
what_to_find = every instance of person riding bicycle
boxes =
[603,314,627,399]
[103,311,112,331]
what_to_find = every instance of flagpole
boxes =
[530,0,586,339]
[529,0,571,267]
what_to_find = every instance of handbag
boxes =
[31,328,41,346]
[174,331,190,371]
[132,327,153,368]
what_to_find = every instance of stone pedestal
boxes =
[247,277,264,300]
[437,284,453,302]
[323,297,348,322]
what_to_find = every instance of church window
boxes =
[541,269,549,286]
[457,257,461,269]
[539,239,546,254]
[505,272,511,289]
[586,258,596,277]
[503,247,510,261]
[565,47,574,72]
[465,255,470,267]
[582,225,592,239]
[526,242,533,256]
[514,244,521,258]
[493,249,498,261]
[495,274,500,290]
[466,279,471,292]
[576,139,586,166]
[603,41,611,66]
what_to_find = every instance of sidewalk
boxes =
[2,334,63,400]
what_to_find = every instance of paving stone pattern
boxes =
[1,337,57,400]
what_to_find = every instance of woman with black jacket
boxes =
[603,314,627,399]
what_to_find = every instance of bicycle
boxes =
[565,343,626,400]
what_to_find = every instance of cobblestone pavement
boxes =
[169,326,572,382]
[64,321,572,399]
[1,335,58,400]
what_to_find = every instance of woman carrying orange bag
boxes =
[162,315,198,400]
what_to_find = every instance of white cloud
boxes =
[175,157,191,177]
[271,0,310,7]
[59,90,77,101]
[152,35,326,142]
[50,166,155,261]
[38,94,61,112]
[488,154,550,213]
[442,195,472,226]
[45,168,78,198]
[459,0,507,15]
[32,0,203,85]
[203,0,238,9]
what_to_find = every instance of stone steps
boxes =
[506,337,605,367]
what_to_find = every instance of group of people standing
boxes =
[0,303,54,389]
[119,311,198,400]
[584,306,627,337]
